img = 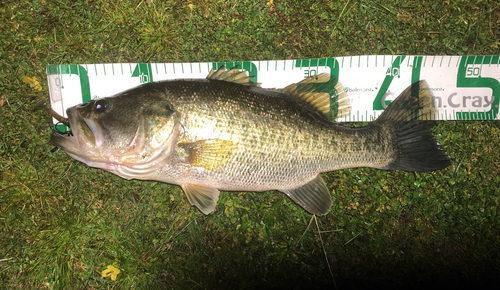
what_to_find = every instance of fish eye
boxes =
[94,100,108,113]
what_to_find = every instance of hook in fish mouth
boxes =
[38,98,106,155]
[37,99,73,135]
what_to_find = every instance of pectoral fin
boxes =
[182,184,220,215]
[178,139,235,171]
[282,175,332,216]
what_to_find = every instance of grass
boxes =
[1,0,500,289]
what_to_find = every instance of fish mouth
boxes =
[49,104,181,180]
[50,107,104,159]
[81,117,105,148]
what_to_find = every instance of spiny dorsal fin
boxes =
[178,139,235,171]
[282,73,351,120]
[207,65,261,87]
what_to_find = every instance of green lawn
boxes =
[1,0,500,289]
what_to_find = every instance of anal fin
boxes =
[182,184,220,215]
[282,175,332,216]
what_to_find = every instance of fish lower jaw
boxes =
[66,153,136,180]
[67,146,173,181]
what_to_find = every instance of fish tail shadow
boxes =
[372,81,451,172]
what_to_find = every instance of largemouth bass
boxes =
[47,66,450,215]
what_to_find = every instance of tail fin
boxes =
[373,81,451,172]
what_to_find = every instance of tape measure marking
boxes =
[46,55,500,131]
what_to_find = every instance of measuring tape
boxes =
[46,55,500,131]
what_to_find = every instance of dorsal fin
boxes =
[282,73,351,120]
[207,65,261,87]
[333,83,351,119]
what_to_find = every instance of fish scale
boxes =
[168,80,344,187]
